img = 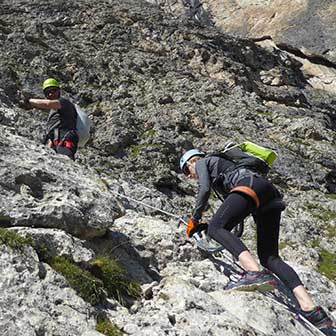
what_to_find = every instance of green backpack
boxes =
[209,141,277,176]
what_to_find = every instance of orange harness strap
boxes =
[230,186,260,208]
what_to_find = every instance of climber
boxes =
[23,78,78,160]
[179,148,334,331]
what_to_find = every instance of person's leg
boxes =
[293,286,315,311]
[208,192,259,271]
[255,209,314,311]
[238,251,259,272]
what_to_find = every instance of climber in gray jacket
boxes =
[180,148,334,331]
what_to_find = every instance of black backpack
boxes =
[207,142,275,176]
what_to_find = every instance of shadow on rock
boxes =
[87,230,162,286]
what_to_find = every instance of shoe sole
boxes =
[317,320,334,330]
[320,326,336,336]
[231,279,277,293]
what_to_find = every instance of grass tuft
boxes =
[318,249,336,281]
[50,256,106,305]
[90,256,141,304]
[0,228,33,250]
[96,318,123,336]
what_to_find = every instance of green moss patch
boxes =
[310,239,320,249]
[318,249,336,281]
[90,256,141,304]
[50,256,106,305]
[129,143,163,158]
[96,319,123,336]
[0,228,33,250]
[48,255,141,307]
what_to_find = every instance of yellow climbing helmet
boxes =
[42,78,60,91]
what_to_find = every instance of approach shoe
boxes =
[300,306,334,331]
[319,326,336,336]
[225,270,277,292]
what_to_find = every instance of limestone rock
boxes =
[0,244,98,336]
[0,0,335,334]
[98,212,336,335]
[199,0,336,62]
[10,227,95,262]
[0,126,124,239]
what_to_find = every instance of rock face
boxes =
[0,245,98,336]
[97,211,336,335]
[10,227,95,262]
[180,0,336,62]
[156,0,336,94]
[0,0,335,335]
[0,126,124,239]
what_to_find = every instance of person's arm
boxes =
[28,98,61,110]
[192,159,211,221]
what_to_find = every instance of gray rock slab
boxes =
[9,227,95,262]
[0,126,124,239]
[0,244,97,336]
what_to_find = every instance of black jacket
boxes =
[46,97,77,134]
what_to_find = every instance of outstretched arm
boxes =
[192,159,211,221]
[28,98,61,110]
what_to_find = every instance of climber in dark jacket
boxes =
[180,148,333,331]
[25,78,78,160]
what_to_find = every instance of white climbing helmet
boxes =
[179,149,205,174]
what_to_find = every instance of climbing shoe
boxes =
[319,326,336,336]
[300,306,334,330]
[225,270,277,292]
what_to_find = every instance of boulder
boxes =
[0,126,124,239]
[0,244,98,336]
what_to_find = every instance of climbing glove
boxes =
[186,217,199,238]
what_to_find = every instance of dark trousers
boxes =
[208,176,303,290]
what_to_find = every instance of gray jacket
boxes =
[193,156,254,220]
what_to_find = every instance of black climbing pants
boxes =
[207,176,303,290]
